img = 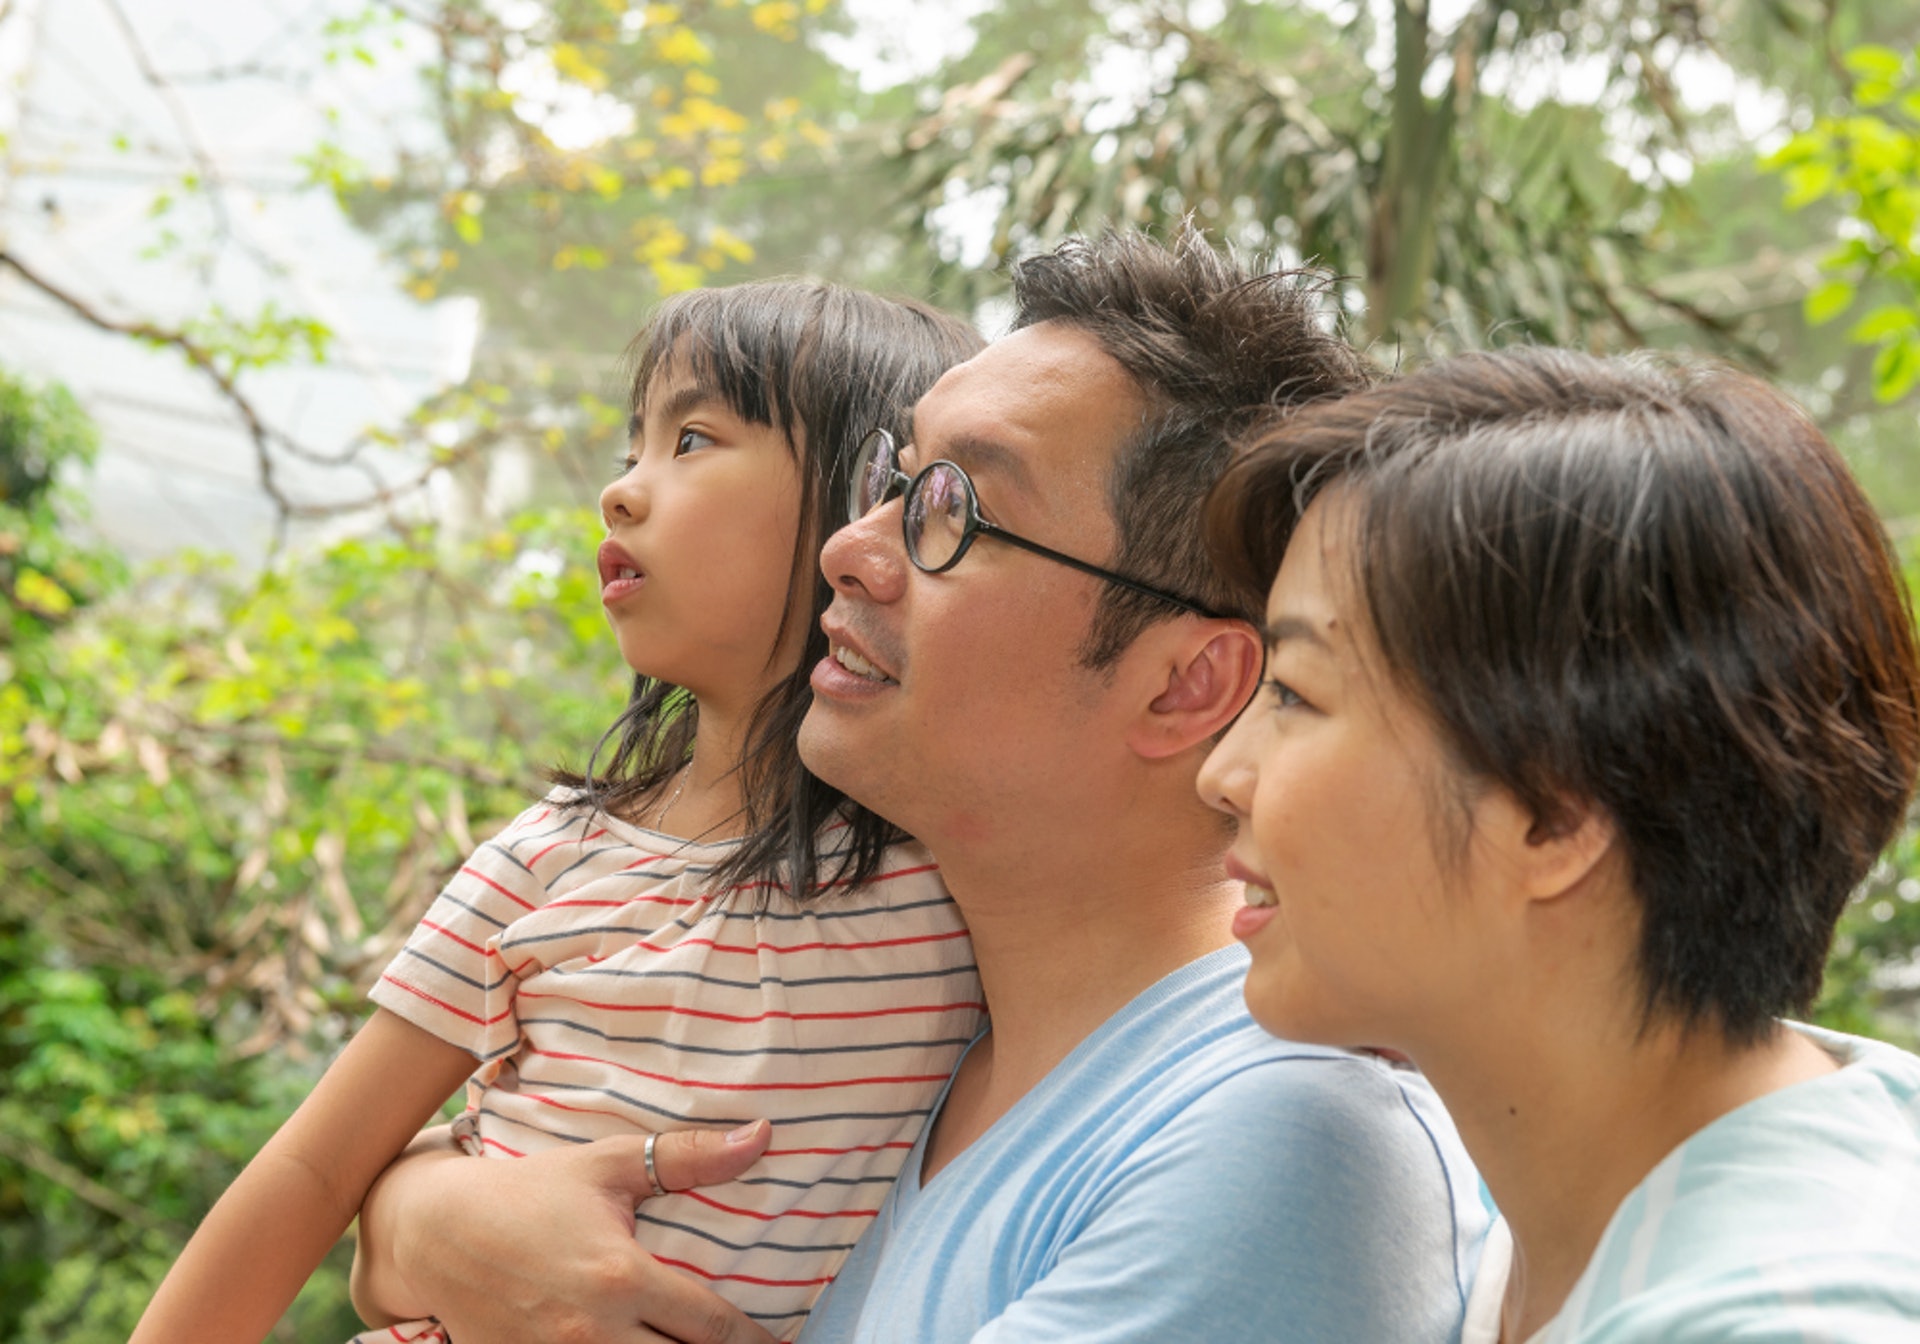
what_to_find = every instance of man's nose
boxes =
[820,501,909,605]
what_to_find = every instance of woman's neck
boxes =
[1423,1010,1838,1341]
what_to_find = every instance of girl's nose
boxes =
[601,465,648,529]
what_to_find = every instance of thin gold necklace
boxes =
[652,763,690,830]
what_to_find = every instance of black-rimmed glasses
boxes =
[845,428,1223,620]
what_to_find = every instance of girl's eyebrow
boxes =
[635,380,728,434]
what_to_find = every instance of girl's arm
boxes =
[130,1007,477,1344]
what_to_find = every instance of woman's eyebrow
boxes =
[1264,615,1330,650]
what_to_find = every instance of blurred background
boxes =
[3,1,1919,1336]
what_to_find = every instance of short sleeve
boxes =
[1558,1252,1920,1344]
[368,799,574,1063]
[971,1057,1483,1344]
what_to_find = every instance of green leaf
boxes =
[1782,160,1837,209]
[1844,45,1906,84]
[1804,278,1857,325]
[1872,334,1920,403]
[1849,305,1920,344]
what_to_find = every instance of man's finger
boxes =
[650,1119,772,1195]
[633,1263,780,1344]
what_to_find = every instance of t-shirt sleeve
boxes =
[971,1057,1483,1344]
[368,799,571,1063]
[1557,1253,1920,1343]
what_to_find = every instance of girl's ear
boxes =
[1127,621,1264,761]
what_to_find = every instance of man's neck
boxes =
[919,814,1240,1181]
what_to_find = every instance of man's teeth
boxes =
[1243,885,1278,907]
[833,645,890,682]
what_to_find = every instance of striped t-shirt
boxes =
[365,795,984,1341]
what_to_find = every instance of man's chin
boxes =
[798,703,868,798]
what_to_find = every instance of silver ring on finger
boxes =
[644,1131,666,1195]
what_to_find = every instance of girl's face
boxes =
[598,362,809,710]
[1197,494,1511,1051]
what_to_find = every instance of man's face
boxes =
[799,321,1149,848]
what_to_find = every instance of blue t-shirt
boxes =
[1541,1023,1920,1342]
[799,945,1489,1344]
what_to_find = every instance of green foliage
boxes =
[1,473,628,1336]
[1765,42,1920,402]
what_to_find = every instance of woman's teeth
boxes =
[1243,885,1277,907]
[833,645,891,682]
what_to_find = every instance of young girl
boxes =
[1198,347,1920,1341]
[133,281,987,1344]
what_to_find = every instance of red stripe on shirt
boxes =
[681,1189,880,1221]
[418,918,492,957]
[511,992,986,1023]
[525,1047,951,1093]
[530,828,608,866]
[764,1141,915,1158]
[651,1255,838,1289]
[379,975,514,1027]
[630,928,971,958]
[460,866,538,912]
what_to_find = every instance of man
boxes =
[350,230,1488,1343]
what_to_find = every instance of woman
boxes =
[1198,347,1920,1341]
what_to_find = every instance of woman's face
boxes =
[1197,494,1509,1050]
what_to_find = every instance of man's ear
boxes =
[1126,621,1264,761]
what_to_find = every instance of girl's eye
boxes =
[1263,677,1305,711]
[612,455,637,480]
[675,428,715,457]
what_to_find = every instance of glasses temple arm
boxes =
[978,523,1222,620]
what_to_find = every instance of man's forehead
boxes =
[909,322,1144,482]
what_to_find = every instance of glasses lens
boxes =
[906,463,970,570]
[849,430,894,521]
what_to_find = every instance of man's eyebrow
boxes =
[1263,615,1330,650]
[933,433,1038,495]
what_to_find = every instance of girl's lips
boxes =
[597,539,646,605]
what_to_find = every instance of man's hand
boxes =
[353,1121,778,1344]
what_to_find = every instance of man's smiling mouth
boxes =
[831,644,896,684]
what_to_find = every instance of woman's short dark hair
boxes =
[554,280,984,900]
[1205,346,1920,1044]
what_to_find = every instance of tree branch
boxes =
[0,1127,192,1241]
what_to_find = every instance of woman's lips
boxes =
[1223,852,1279,941]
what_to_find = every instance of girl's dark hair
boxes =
[552,280,983,900]
[1205,346,1920,1045]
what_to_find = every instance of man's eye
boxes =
[676,429,715,456]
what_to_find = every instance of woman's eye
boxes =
[675,428,715,457]
[1264,678,1304,711]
